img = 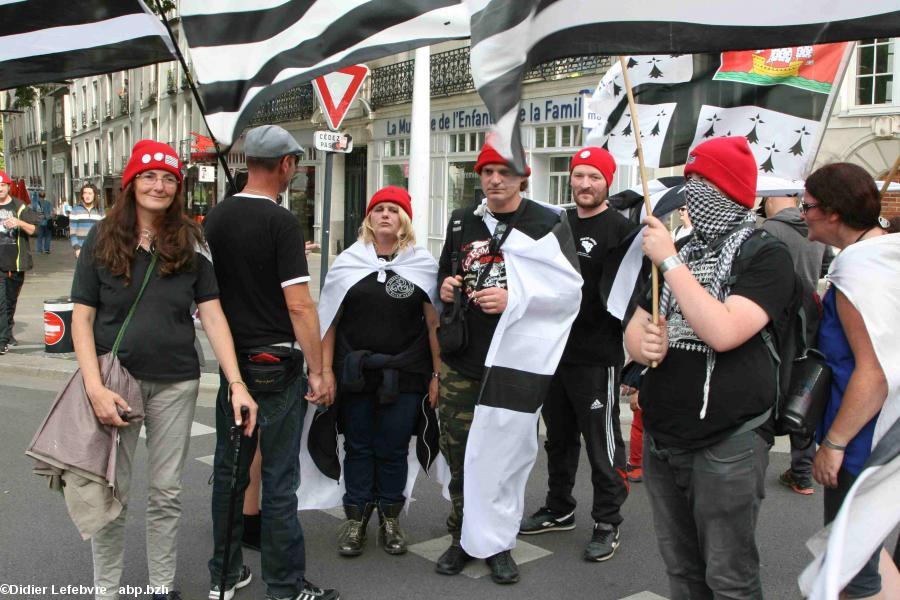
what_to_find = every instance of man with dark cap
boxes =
[625,137,796,599]
[435,143,581,585]
[205,125,338,600]
[520,147,636,563]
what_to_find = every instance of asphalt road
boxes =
[0,376,843,600]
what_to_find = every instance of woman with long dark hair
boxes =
[801,162,899,599]
[71,140,256,600]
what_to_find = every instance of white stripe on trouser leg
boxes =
[605,366,615,467]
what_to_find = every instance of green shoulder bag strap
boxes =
[110,253,158,357]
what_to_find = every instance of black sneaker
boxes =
[0,344,8,355]
[208,565,252,600]
[435,543,472,575]
[266,579,340,600]
[519,506,575,534]
[485,550,520,584]
[584,522,620,562]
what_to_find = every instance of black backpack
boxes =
[728,230,829,442]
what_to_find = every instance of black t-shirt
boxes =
[0,198,39,272]
[70,224,219,382]
[336,265,431,392]
[561,207,637,366]
[203,194,309,348]
[437,199,562,379]
[638,241,794,449]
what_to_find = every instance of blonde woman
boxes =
[316,186,441,557]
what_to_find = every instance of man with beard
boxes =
[625,137,795,598]
[520,148,636,562]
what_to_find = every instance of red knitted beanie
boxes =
[122,140,183,189]
[569,147,616,187]
[684,137,757,208]
[473,143,531,177]
[367,186,412,219]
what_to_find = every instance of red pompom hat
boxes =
[367,186,412,219]
[121,140,183,189]
[0,170,11,184]
[683,137,757,208]
[569,147,616,187]
[473,143,531,177]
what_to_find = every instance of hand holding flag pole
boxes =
[618,56,660,367]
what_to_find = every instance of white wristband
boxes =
[658,255,684,275]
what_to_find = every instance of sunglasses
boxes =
[799,202,820,214]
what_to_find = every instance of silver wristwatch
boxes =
[658,255,684,275]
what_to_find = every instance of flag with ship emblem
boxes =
[585,43,852,179]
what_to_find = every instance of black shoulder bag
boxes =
[437,201,527,356]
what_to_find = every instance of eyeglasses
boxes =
[799,202,820,214]
[136,172,179,187]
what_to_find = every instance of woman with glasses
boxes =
[802,162,900,599]
[71,140,255,600]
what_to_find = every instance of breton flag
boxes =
[585,45,853,180]
[466,0,900,174]
[0,1,175,90]
[179,0,470,146]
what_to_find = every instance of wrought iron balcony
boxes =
[370,45,612,109]
[181,66,192,90]
[249,82,314,125]
[167,70,177,95]
[105,101,112,119]
[120,95,130,116]
[51,125,65,140]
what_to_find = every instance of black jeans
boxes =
[208,373,307,599]
[542,363,627,525]
[824,467,882,598]
[644,431,769,600]
[339,390,420,509]
[0,270,24,345]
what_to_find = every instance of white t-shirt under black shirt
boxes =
[204,193,310,349]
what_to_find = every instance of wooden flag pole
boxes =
[618,56,660,366]
[879,154,900,199]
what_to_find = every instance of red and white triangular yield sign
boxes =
[312,65,370,131]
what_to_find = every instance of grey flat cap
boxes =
[244,125,304,158]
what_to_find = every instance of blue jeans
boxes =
[37,223,52,252]
[644,431,769,600]
[340,391,420,509]
[208,373,307,598]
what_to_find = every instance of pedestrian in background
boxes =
[32,191,54,254]
[803,162,900,599]
[71,140,255,600]
[0,169,38,354]
[318,186,440,558]
[71,183,104,258]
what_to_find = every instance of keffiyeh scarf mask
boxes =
[658,178,756,418]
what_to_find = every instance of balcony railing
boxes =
[119,95,130,116]
[167,70,177,95]
[249,82,314,125]
[81,111,87,126]
[181,65,192,90]
[370,45,612,108]
[147,88,158,105]
[105,101,112,119]
[51,125,65,140]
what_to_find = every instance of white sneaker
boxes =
[208,565,252,600]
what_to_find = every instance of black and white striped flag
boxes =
[0,1,175,91]
[586,45,853,180]
[466,0,900,173]
[180,0,470,146]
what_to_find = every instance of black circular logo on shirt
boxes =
[385,275,415,299]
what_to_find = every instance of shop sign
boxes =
[197,165,216,182]
[378,92,594,138]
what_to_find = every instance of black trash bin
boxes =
[44,298,74,353]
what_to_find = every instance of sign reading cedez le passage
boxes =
[314,131,353,153]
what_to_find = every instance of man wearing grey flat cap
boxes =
[205,125,339,600]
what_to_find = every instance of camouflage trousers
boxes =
[438,363,480,541]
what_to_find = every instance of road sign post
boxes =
[313,65,369,287]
